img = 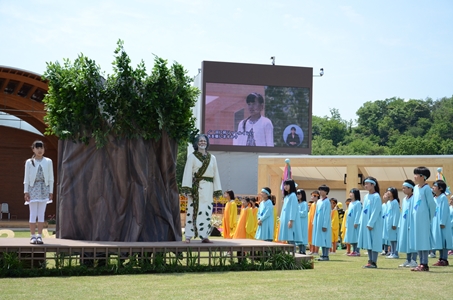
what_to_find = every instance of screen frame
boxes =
[201,61,313,154]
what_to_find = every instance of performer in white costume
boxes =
[181,134,222,243]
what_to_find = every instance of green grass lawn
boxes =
[1,244,452,299]
[1,232,452,298]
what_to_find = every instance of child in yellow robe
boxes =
[330,198,339,254]
[222,190,237,238]
[342,199,352,254]
[308,191,320,255]
[251,198,259,238]
[233,197,256,263]
[233,197,254,239]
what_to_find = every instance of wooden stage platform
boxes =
[0,237,313,269]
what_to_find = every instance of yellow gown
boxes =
[341,209,348,241]
[331,209,339,244]
[233,205,249,239]
[273,207,279,242]
[222,200,237,238]
[250,207,258,239]
[307,202,316,245]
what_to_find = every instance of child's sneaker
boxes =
[408,260,418,268]
[411,264,429,272]
[428,252,436,258]
[363,262,377,268]
[347,251,360,257]
[433,259,448,266]
[30,237,37,244]
[399,260,410,267]
[448,250,453,256]
[386,254,399,259]
[36,236,44,245]
[380,251,387,256]
[317,256,330,261]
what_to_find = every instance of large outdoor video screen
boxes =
[202,61,312,154]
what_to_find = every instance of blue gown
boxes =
[381,202,389,245]
[312,198,332,248]
[397,195,415,253]
[358,192,383,252]
[298,201,308,245]
[385,199,400,243]
[431,193,453,250]
[255,199,274,241]
[409,184,436,251]
[344,200,362,243]
[450,206,453,241]
[278,193,303,243]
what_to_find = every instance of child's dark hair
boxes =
[311,190,320,199]
[261,187,272,202]
[296,189,307,202]
[434,180,447,194]
[242,93,264,131]
[363,176,380,194]
[403,179,415,189]
[413,167,431,180]
[30,140,45,167]
[271,195,276,206]
[225,190,235,200]
[330,198,338,204]
[318,184,330,195]
[283,179,297,196]
[386,187,400,203]
[349,188,361,201]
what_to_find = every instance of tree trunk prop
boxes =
[56,131,181,242]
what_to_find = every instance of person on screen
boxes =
[233,93,274,147]
[286,127,300,147]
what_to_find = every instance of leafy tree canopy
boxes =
[43,40,199,148]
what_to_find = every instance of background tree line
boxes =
[312,96,453,155]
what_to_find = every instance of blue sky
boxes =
[1,0,452,122]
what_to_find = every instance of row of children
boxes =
[341,166,453,271]
[222,188,282,241]
[222,180,352,258]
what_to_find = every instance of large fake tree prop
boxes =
[43,41,198,242]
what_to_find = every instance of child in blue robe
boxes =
[385,187,400,259]
[381,196,390,256]
[397,180,418,267]
[410,167,436,272]
[346,188,362,256]
[358,176,383,268]
[255,187,274,241]
[296,189,308,254]
[279,179,303,247]
[313,185,332,261]
[431,180,453,266]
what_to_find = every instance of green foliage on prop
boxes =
[43,40,199,148]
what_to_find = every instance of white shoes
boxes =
[408,260,418,267]
[399,260,418,267]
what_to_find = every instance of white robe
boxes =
[233,116,274,146]
[182,152,222,240]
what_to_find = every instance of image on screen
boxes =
[205,83,310,149]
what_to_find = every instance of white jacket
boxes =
[23,157,54,193]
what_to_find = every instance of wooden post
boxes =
[346,164,359,200]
